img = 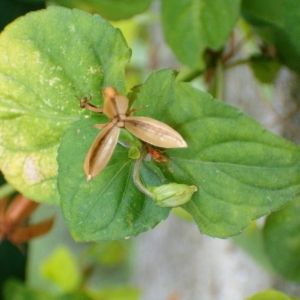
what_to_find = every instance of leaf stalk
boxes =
[133,147,155,199]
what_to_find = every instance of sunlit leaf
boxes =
[41,246,82,293]
[246,289,298,300]
[0,7,130,203]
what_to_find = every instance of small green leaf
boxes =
[161,0,241,68]
[246,289,298,300]
[4,279,92,300]
[128,147,140,159]
[57,293,92,300]
[57,116,170,242]
[242,0,300,73]
[132,69,300,238]
[52,0,153,20]
[87,287,140,300]
[86,241,128,266]
[250,55,281,84]
[172,207,194,221]
[4,279,57,300]
[264,196,300,282]
[41,246,82,293]
[0,7,130,203]
[232,222,275,273]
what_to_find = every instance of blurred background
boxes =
[1,0,300,299]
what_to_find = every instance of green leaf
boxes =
[52,0,153,20]
[250,55,281,84]
[86,241,128,266]
[4,279,92,300]
[172,207,194,221]
[58,67,300,241]
[242,0,300,73]
[132,69,300,238]
[264,196,300,282]
[87,287,140,300]
[161,0,241,69]
[232,222,275,273]
[41,246,82,293]
[246,289,298,300]
[4,279,57,300]
[0,7,130,203]
[58,293,92,300]
[57,116,170,242]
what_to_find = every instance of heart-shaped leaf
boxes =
[161,0,241,69]
[132,69,300,238]
[0,7,131,203]
[58,116,170,242]
[58,68,300,241]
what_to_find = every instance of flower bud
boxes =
[128,147,140,159]
[149,183,197,207]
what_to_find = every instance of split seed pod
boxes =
[124,117,187,148]
[83,86,187,181]
[84,120,120,182]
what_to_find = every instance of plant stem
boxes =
[179,69,204,82]
[215,59,224,101]
[133,147,155,198]
[225,58,251,70]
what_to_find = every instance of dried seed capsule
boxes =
[124,116,187,148]
[103,86,129,118]
[4,194,39,226]
[84,120,120,181]
[83,86,187,180]
[9,218,54,244]
[0,195,54,247]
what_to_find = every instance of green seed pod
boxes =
[149,183,197,207]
